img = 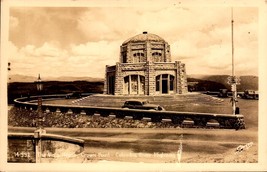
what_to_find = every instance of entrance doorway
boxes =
[162,80,168,94]
[156,74,175,94]
[108,76,115,95]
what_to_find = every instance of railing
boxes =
[8,132,84,147]
[8,132,84,163]
[13,95,246,130]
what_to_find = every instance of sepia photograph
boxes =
[1,0,267,171]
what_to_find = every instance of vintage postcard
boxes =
[1,0,267,171]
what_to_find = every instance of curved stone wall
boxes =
[13,95,246,130]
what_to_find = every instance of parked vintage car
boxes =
[65,92,82,99]
[218,89,229,98]
[122,100,165,111]
[242,90,258,100]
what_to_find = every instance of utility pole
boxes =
[230,8,240,115]
[34,74,46,163]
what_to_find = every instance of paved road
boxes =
[8,126,257,163]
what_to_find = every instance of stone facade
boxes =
[104,32,188,95]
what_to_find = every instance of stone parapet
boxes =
[12,96,246,130]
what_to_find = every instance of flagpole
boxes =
[231,8,234,77]
[231,8,237,115]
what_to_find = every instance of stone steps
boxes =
[72,93,225,109]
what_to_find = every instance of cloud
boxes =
[8,6,258,78]
[9,7,88,48]
[76,8,142,42]
[9,41,70,77]
[70,40,120,64]
[8,40,121,78]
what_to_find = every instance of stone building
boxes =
[104,32,188,95]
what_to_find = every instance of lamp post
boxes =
[34,74,46,163]
[230,8,240,115]
[36,74,44,128]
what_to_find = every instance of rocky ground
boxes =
[8,107,182,129]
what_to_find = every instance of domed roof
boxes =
[122,32,165,45]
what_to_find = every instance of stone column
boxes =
[160,75,162,93]
[180,63,188,93]
[103,65,108,94]
[127,43,132,63]
[120,46,123,63]
[144,62,149,95]
[175,61,181,94]
[168,74,170,93]
[138,75,140,94]
[146,42,151,62]
[114,63,123,95]
[175,61,188,94]
[129,75,132,94]
[165,44,171,62]
[145,61,155,95]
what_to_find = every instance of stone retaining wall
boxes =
[13,95,246,130]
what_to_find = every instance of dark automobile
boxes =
[65,92,82,99]
[122,100,165,111]
[218,89,229,98]
[242,90,259,100]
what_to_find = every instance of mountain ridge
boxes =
[8,74,104,83]
[8,74,258,91]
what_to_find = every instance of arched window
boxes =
[122,52,127,63]
[155,74,175,94]
[133,52,144,63]
[124,75,145,95]
[156,75,160,91]
[170,75,174,91]
[108,75,115,94]
[152,52,162,62]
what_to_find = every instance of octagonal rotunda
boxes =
[104,32,188,95]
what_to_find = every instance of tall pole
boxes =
[34,74,46,163]
[231,8,234,77]
[231,8,237,115]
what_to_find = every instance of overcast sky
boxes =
[8,5,258,79]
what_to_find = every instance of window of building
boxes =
[124,75,145,95]
[122,52,127,63]
[133,52,144,63]
[156,75,160,91]
[152,52,162,62]
[155,74,175,94]
[108,75,115,95]
[170,75,174,91]
[140,76,145,93]
[124,76,129,94]
[131,75,138,94]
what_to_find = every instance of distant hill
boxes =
[47,76,104,82]
[9,74,104,83]
[8,74,258,91]
[9,75,259,92]
[8,74,37,83]
[187,75,258,91]
[7,74,258,104]
[8,80,104,104]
